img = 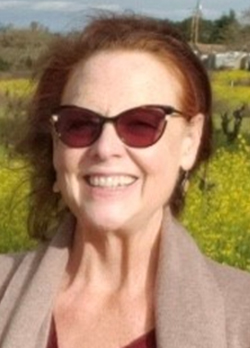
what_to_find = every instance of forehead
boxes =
[62,50,184,113]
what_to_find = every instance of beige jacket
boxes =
[1,215,250,348]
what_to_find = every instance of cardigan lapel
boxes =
[1,214,228,348]
[0,215,74,348]
[155,216,227,348]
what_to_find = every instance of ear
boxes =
[180,113,204,171]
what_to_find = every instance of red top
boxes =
[47,321,156,348]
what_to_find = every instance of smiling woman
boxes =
[1,12,250,348]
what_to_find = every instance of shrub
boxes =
[0,147,35,252]
[182,135,250,271]
[0,78,33,97]
[0,78,34,147]
[0,57,11,72]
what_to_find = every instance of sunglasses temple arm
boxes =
[166,109,191,121]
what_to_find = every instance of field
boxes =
[212,70,250,108]
[0,72,250,271]
[0,78,34,97]
[211,70,250,141]
[0,146,35,252]
[182,136,250,270]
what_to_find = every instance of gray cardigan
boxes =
[1,215,250,348]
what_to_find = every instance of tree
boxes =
[239,8,250,50]
[242,8,250,23]
[0,24,55,73]
[209,10,239,44]
[171,10,243,46]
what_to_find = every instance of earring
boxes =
[181,171,190,195]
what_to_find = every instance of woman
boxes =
[1,13,250,348]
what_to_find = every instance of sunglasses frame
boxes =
[51,104,188,148]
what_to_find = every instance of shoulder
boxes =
[0,252,26,277]
[0,252,26,298]
[172,219,250,295]
[0,217,74,303]
[0,243,49,301]
[207,257,250,293]
[171,219,250,344]
[206,255,250,344]
[207,257,250,312]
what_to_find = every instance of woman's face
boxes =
[53,51,202,233]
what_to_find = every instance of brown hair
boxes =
[18,12,213,239]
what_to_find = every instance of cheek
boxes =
[53,145,81,180]
[53,147,85,211]
[138,148,181,211]
[150,131,186,191]
[52,139,63,174]
[161,130,186,168]
[53,148,66,178]
[135,135,183,187]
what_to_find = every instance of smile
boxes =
[85,175,137,188]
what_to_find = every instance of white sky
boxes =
[0,0,248,31]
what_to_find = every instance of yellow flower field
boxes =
[182,136,250,270]
[0,78,34,98]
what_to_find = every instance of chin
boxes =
[75,204,133,233]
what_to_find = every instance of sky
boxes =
[0,0,249,32]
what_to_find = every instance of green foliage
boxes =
[173,9,250,46]
[210,10,239,44]
[211,70,250,148]
[0,26,54,73]
[0,57,10,72]
[182,136,250,271]
[0,79,36,251]
[0,78,34,147]
[212,70,250,109]
[0,147,35,252]
[0,77,34,97]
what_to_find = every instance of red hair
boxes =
[19,13,213,239]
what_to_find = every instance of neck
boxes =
[63,210,169,295]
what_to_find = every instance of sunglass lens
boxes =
[56,108,101,147]
[117,108,166,147]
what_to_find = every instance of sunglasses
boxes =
[51,104,187,148]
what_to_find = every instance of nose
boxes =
[88,122,126,160]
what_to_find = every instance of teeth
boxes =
[87,175,136,188]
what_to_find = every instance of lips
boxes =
[85,175,137,188]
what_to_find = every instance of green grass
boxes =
[211,70,250,136]
[211,70,250,109]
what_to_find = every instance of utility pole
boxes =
[191,0,202,45]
